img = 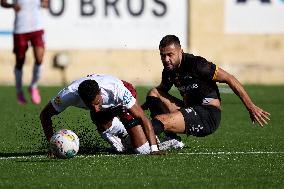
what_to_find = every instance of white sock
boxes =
[14,68,23,93]
[30,64,42,88]
[134,141,151,155]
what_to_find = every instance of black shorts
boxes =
[179,105,221,137]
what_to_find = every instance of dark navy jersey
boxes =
[160,53,221,106]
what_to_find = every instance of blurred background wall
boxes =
[0,0,283,86]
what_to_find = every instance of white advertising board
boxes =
[0,0,188,49]
[225,0,284,33]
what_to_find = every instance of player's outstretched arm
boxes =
[214,67,270,126]
[40,102,60,141]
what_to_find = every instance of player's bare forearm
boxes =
[129,103,158,146]
[227,76,270,126]
[215,68,253,108]
[228,75,253,109]
[40,102,59,140]
[215,67,270,126]
[141,117,158,146]
[40,115,53,141]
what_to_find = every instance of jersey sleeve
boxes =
[193,56,218,81]
[50,87,80,112]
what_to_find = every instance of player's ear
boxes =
[90,94,101,112]
[179,49,184,59]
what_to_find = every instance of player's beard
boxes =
[163,63,174,70]
[163,61,175,70]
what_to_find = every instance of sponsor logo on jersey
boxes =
[184,75,193,79]
[178,83,199,92]
[123,91,132,104]
[185,108,197,115]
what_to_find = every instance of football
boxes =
[50,129,80,159]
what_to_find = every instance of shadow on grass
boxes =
[0,151,46,157]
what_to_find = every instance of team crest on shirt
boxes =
[54,96,61,106]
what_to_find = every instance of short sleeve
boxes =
[193,56,217,81]
[51,87,81,112]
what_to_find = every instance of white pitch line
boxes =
[0,151,283,160]
[0,154,119,160]
[0,155,44,160]
[178,151,284,155]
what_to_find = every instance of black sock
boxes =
[151,118,165,135]
[145,96,170,118]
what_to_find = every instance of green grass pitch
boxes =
[0,85,283,188]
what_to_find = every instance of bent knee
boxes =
[146,88,160,97]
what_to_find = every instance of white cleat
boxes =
[158,138,185,151]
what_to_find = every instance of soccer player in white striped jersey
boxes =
[40,74,163,155]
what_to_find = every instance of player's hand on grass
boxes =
[47,150,55,159]
[249,105,270,127]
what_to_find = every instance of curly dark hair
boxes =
[159,35,181,49]
[78,79,100,107]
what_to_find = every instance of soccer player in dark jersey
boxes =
[143,35,270,138]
